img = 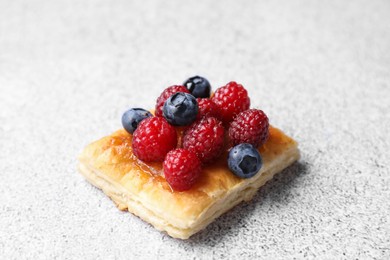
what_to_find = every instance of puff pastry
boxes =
[78,126,299,239]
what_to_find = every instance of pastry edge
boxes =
[78,144,300,239]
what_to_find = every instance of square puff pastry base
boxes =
[78,126,299,239]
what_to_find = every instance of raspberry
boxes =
[228,109,269,148]
[211,81,250,124]
[155,85,190,117]
[183,117,225,164]
[163,148,202,191]
[132,117,177,162]
[196,98,219,120]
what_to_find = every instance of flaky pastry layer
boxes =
[78,126,299,239]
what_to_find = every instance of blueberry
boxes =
[121,108,152,134]
[163,92,198,126]
[228,143,263,178]
[183,76,211,98]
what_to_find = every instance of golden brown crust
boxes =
[78,126,299,239]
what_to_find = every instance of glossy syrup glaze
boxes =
[98,125,295,193]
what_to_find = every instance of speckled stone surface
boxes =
[1,0,389,259]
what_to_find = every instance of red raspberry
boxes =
[196,98,219,120]
[163,148,202,191]
[183,117,225,164]
[211,81,250,124]
[155,85,190,117]
[228,109,269,148]
[132,117,177,162]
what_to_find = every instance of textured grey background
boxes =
[1,0,389,259]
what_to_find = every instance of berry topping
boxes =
[183,76,211,98]
[163,148,202,191]
[228,143,262,179]
[132,117,177,162]
[155,85,190,117]
[183,117,225,164]
[228,109,269,148]
[121,108,152,134]
[196,98,219,120]
[211,81,250,124]
[163,92,199,126]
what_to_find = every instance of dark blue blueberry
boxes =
[183,76,211,98]
[121,108,152,134]
[163,92,198,126]
[228,143,262,178]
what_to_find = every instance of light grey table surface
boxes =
[1,0,389,259]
